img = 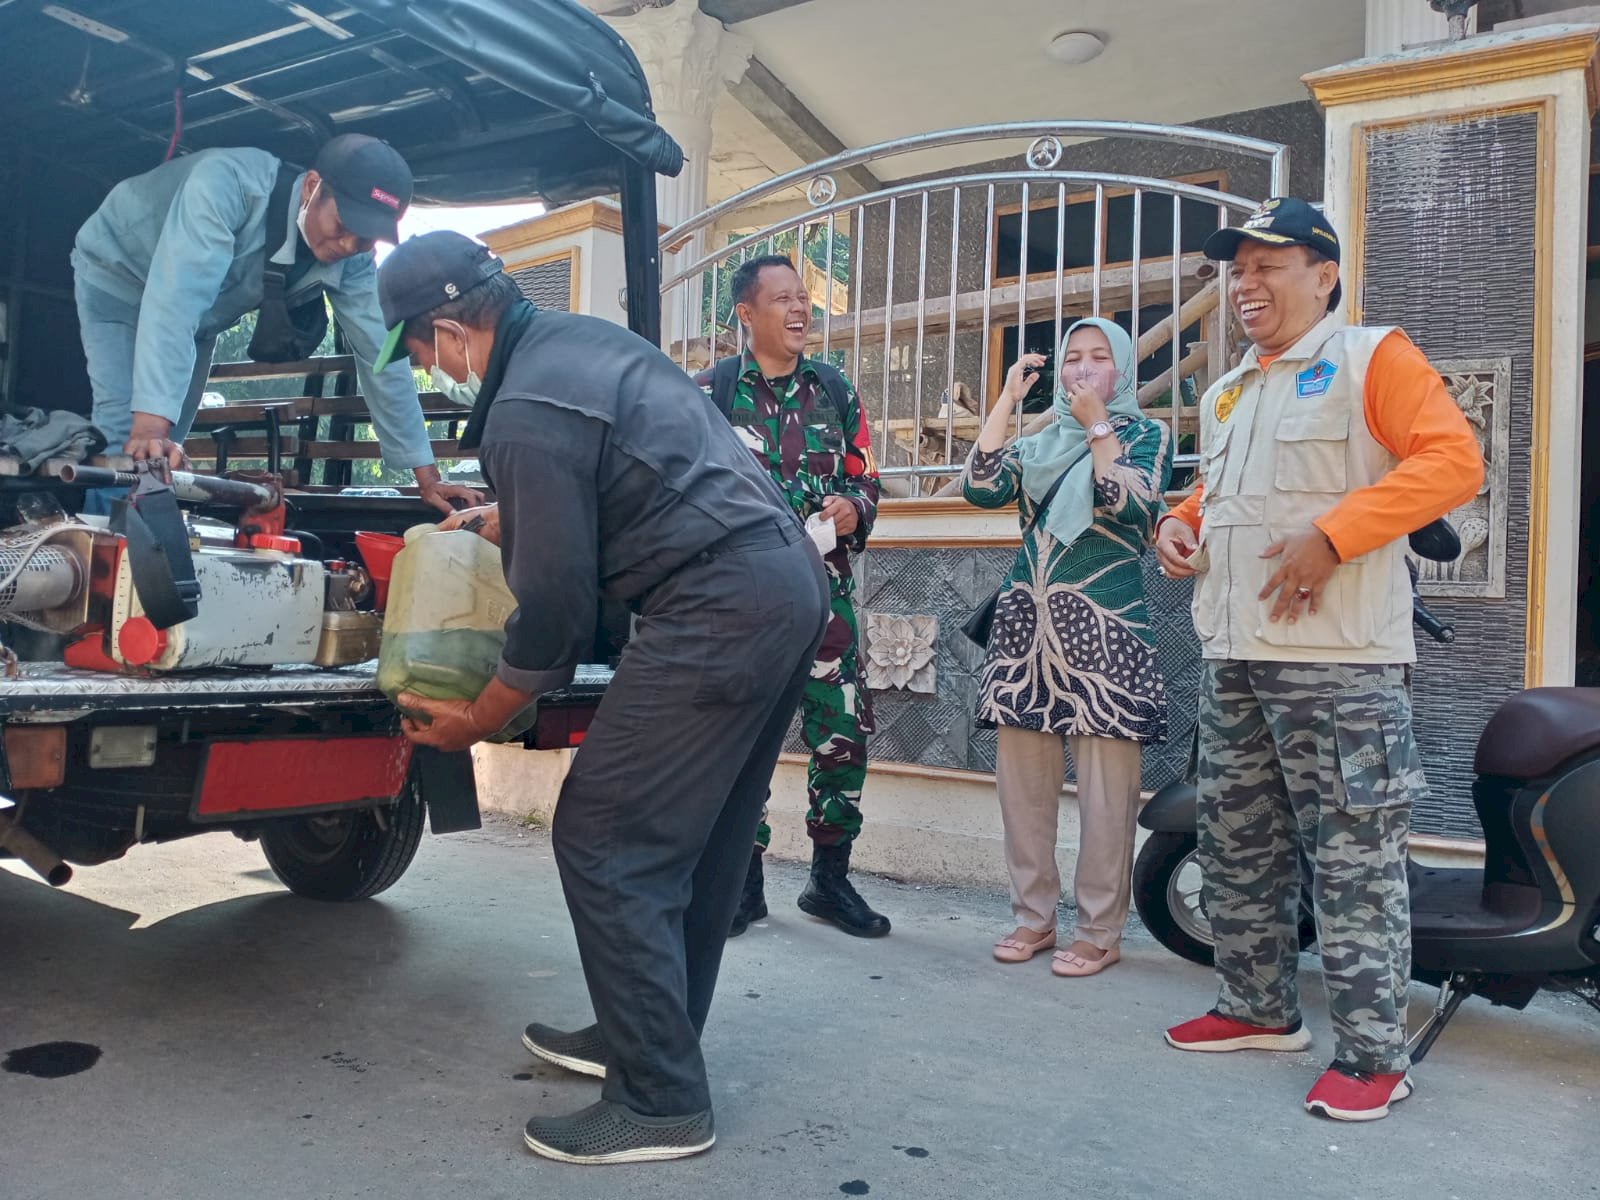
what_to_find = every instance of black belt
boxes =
[689,518,802,566]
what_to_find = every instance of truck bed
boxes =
[0,661,613,717]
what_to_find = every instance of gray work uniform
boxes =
[467,302,828,1117]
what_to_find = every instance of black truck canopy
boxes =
[0,0,683,413]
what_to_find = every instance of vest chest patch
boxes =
[1215,384,1243,424]
[1295,359,1338,398]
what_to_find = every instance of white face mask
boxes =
[431,323,482,407]
[296,181,319,245]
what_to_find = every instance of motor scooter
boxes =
[1132,539,1600,1061]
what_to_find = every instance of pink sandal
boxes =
[1051,944,1120,977]
[993,929,1056,963]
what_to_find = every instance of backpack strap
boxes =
[709,355,743,420]
[246,164,329,364]
[807,361,854,428]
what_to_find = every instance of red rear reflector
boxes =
[567,730,586,746]
[3,726,66,789]
[194,737,412,819]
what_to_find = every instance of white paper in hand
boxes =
[805,512,837,557]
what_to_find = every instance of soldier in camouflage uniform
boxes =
[695,254,890,939]
[1153,199,1483,1121]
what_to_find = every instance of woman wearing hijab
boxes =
[962,317,1174,978]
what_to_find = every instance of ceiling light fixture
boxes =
[1046,30,1106,66]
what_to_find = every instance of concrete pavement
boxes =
[1,819,1594,1200]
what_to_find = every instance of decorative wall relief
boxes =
[1414,357,1510,598]
[863,612,939,693]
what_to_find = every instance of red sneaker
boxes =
[1164,1009,1313,1053]
[1304,1062,1413,1121]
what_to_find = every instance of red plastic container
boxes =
[354,531,406,610]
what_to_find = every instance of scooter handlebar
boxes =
[1405,556,1455,644]
[1412,594,1455,643]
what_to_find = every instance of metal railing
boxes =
[661,122,1286,495]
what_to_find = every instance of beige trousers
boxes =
[995,726,1144,950]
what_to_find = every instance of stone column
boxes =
[1365,0,1478,56]
[605,2,752,355]
[1304,25,1600,800]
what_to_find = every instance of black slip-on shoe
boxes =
[523,1100,715,1165]
[521,1022,607,1079]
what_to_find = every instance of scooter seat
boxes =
[1474,687,1600,778]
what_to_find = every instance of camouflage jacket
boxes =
[697,354,880,574]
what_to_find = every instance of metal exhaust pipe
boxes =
[0,813,73,887]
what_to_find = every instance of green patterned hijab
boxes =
[1014,316,1144,547]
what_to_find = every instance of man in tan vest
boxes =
[1153,197,1483,1121]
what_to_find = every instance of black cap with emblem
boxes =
[1203,196,1343,311]
[313,133,413,244]
[373,231,506,370]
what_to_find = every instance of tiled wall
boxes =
[786,547,1201,796]
[1356,107,1541,842]
[801,534,1495,841]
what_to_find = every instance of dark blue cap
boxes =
[373,231,504,370]
[1204,197,1343,311]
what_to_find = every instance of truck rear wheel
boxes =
[260,784,425,901]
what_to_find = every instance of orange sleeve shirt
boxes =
[1164,331,1484,561]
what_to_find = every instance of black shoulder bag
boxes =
[246,165,330,364]
[959,448,1088,650]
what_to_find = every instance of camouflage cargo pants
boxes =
[756,584,874,850]
[1197,660,1424,1074]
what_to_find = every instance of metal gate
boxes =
[660,122,1288,496]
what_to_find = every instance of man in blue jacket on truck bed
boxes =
[70,134,478,513]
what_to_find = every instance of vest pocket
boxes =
[1331,690,1427,811]
[1193,494,1261,644]
[1273,410,1350,493]
[1192,569,1222,643]
[1198,420,1233,485]
[1254,562,1379,651]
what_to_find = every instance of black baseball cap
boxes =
[313,133,413,244]
[373,231,505,370]
[1203,196,1343,310]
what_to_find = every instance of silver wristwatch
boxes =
[1087,420,1113,443]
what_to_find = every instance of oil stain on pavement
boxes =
[3,1042,102,1079]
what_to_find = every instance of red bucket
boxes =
[354,531,406,610]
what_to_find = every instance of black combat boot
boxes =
[796,843,890,937]
[726,848,767,938]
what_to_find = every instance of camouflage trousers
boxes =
[1197,660,1424,1074]
[756,584,875,850]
